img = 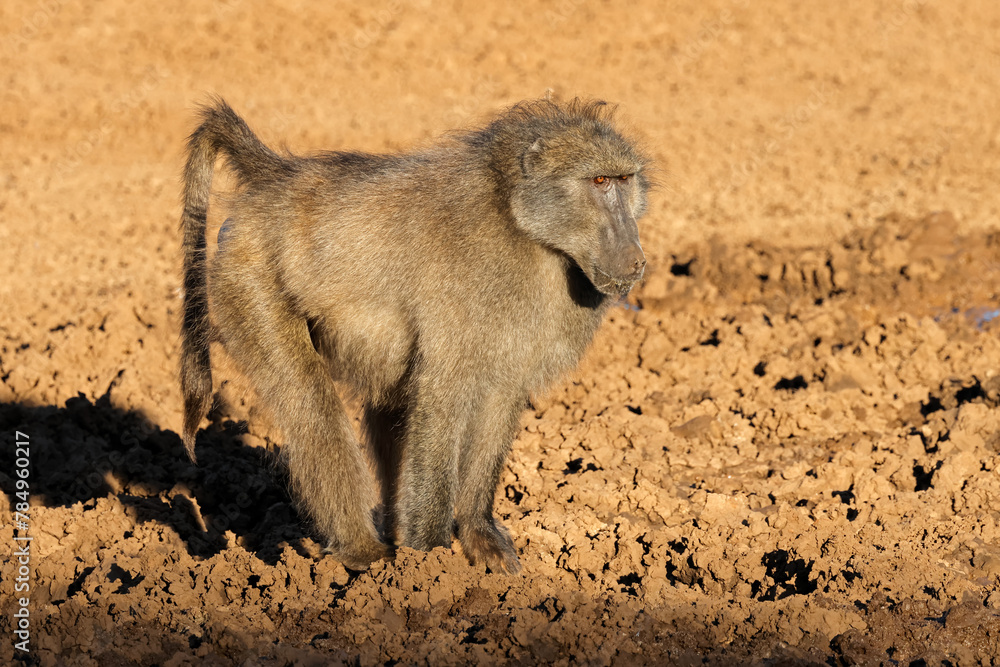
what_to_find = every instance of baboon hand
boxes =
[460,518,522,574]
[327,537,395,572]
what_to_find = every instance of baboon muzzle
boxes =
[595,240,645,295]
[594,192,645,294]
[607,239,646,281]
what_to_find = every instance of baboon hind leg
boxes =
[361,403,406,546]
[212,270,390,570]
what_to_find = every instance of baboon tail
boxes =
[180,99,288,462]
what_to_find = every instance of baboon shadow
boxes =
[0,389,310,565]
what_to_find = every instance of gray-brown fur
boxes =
[179,97,650,572]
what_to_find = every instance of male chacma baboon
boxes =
[180,97,650,572]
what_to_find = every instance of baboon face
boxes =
[511,131,648,297]
[580,172,646,295]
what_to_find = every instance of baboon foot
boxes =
[327,537,395,572]
[402,530,453,553]
[459,518,521,574]
[373,504,397,546]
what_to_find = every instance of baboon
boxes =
[180,97,650,573]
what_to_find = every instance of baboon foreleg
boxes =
[455,394,525,574]
[212,270,390,570]
[396,382,466,551]
[361,403,406,545]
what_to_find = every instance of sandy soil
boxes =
[3,0,1000,664]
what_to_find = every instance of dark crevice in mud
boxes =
[832,487,855,505]
[108,563,145,594]
[700,329,721,347]
[562,458,600,475]
[670,259,695,276]
[617,572,642,596]
[66,566,96,600]
[913,462,942,492]
[757,549,818,601]
[774,375,809,392]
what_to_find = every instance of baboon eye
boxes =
[619,174,630,182]
[593,176,607,185]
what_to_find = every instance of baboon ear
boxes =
[520,138,546,177]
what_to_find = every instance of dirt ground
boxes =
[3,0,1000,664]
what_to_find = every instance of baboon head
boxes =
[495,100,650,297]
